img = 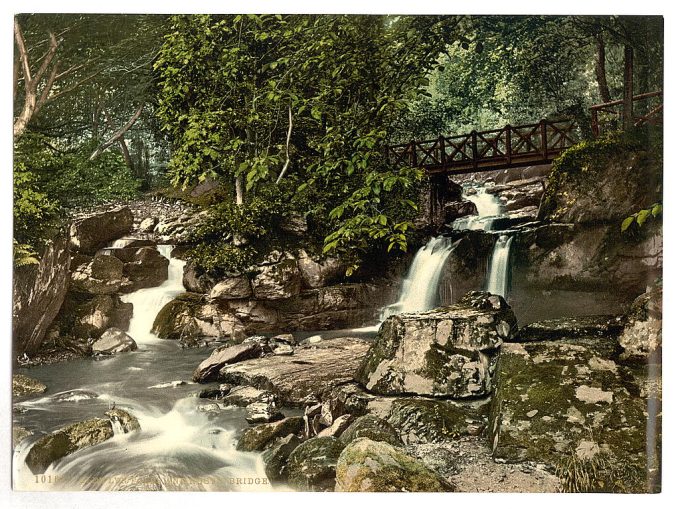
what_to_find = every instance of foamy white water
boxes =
[121,245,186,344]
[486,234,513,298]
[452,186,503,231]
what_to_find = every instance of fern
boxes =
[13,240,40,267]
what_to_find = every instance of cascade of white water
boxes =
[121,245,186,344]
[380,236,456,320]
[485,234,513,298]
[451,187,503,231]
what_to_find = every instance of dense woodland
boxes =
[13,14,663,272]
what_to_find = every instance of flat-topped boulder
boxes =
[355,291,517,398]
[70,207,134,255]
[514,315,625,342]
[219,338,370,405]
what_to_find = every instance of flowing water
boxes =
[13,245,271,492]
[485,234,513,298]
[451,185,503,231]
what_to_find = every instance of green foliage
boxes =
[621,202,662,232]
[13,240,41,267]
[187,243,257,279]
[13,158,57,248]
[155,15,462,262]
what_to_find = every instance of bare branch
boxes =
[276,104,293,184]
[89,103,144,160]
[14,18,32,84]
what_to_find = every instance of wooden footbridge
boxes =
[386,118,579,176]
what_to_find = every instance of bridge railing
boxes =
[387,118,579,174]
[590,91,663,137]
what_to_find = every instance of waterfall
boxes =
[485,234,513,298]
[451,187,503,231]
[381,236,456,320]
[120,245,187,344]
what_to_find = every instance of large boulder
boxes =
[91,327,137,354]
[355,291,517,398]
[70,294,133,339]
[489,338,660,493]
[515,315,625,342]
[443,200,478,223]
[70,254,124,295]
[12,374,47,397]
[192,342,263,383]
[252,258,302,300]
[219,338,370,405]
[12,232,70,355]
[151,292,204,340]
[618,282,662,361]
[121,247,169,292]
[335,438,453,492]
[70,207,134,254]
[25,418,114,474]
[182,261,217,294]
[286,436,346,491]
[262,434,303,483]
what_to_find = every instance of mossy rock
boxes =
[489,339,660,493]
[339,415,402,447]
[151,292,203,339]
[25,418,114,474]
[236,416,304,452]
[262,434,303,483]
[286,436,346,491]
[335,438,454,492]
[12,374,47,397]
[387,397,490,445]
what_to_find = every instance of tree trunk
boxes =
[623,44,634,130]
[90,104,144,160]
[594,32,611,103]
[235,175,244,206]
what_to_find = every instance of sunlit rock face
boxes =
[355,291,517,399]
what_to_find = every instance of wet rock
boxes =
[198,384,232,399]
[92,327,137,354]
[197,403,221,413]
[287,436,346,491]
[192,342,263,383]
[489,338,660,493]
[151,292,203,340]
[13,232,70,355]
[121,247,169,292]
[339,415,402,447]
[70,254,124,295]
[387,398,490,445]
[183,261,217,294]
[515,315,625,342]
[619,282,662,361]
[209,277,253,301]
[70,294,132,339]
[12,374,47,397]
[237,416,304,451]
[25,418,115,474]
[252,258,302,300]
[355,291,517,398]
[223,385,276,407]
[245,399,284,424]
[219,338,370,405]
[70,206,134,254]
[262,434,303,482]
[335,438,454,492]
[297,250,346,289]
[105,408,141,433]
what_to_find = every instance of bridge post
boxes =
[540,119,548,160]
[438,136,446,166]
[409,140,417,167]
[428,173,447,226]
[471,131,478,170]
[505,125,512,165]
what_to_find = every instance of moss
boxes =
[236,417,304,452]
[286,436,346,491]
[339,415,402,447]
[151,292,203,339]
[335,438,453,492]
